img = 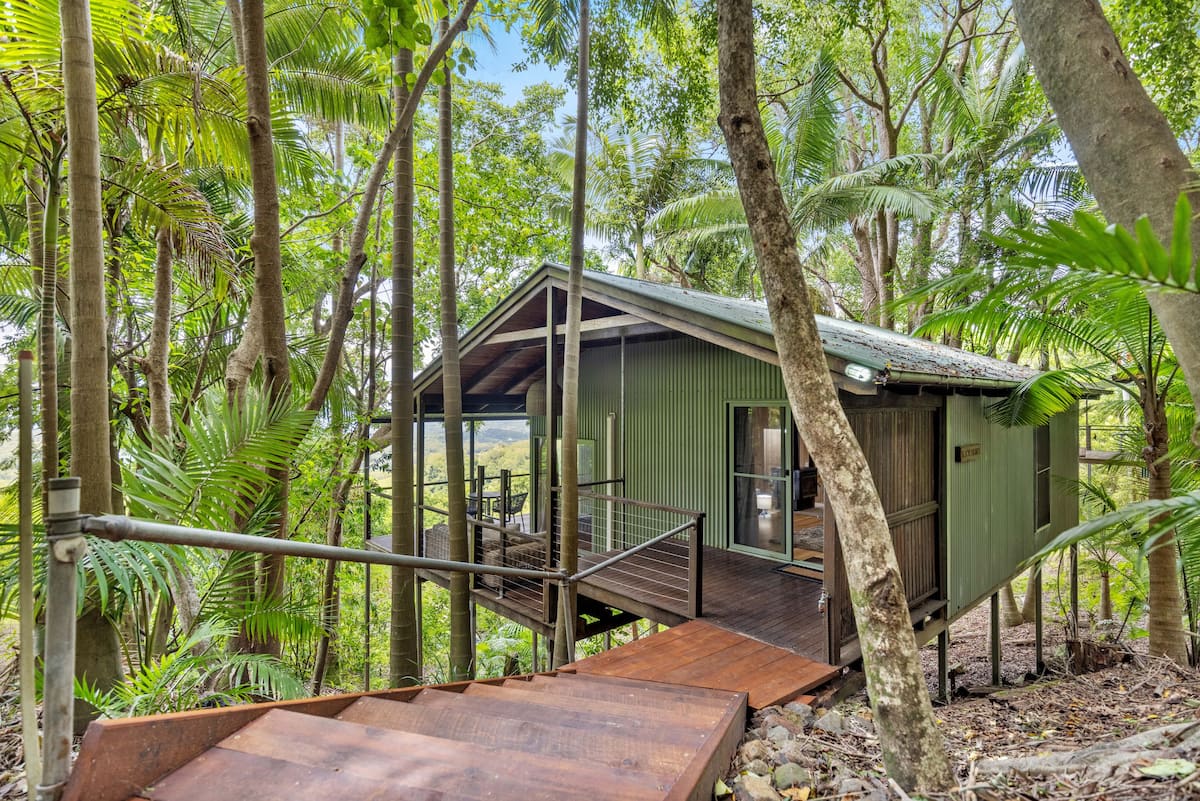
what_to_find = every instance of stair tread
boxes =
[527,674,735,709]
[337,696,691,778]
[141,746,468,801]
[463,682,727,729]
[212,709,668,801]
[555,670,740,701]
[409,688,713,746]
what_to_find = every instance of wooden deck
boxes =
[65,673,746,801]
[567,620,840,710]
[580,546,827,660]
[372,531,829,657]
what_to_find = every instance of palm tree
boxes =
[436,14,474,682]
[549,123,705,280]
[390,47,420,687]
[652,55,935,315]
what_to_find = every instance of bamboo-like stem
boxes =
[18,353,40,792]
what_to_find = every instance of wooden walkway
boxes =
[65,673,746,801]
[567,620,840,710]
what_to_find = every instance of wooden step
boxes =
[464,682,728,730]
[553,669,739,700]
[194,709,667,801]
[410,688,703,743]
[141,746,469,801]
[522,675,733,713]
[337,696,689,779]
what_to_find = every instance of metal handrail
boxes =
[570,519,696,583]
[552,485,700,518]
[86,515,565,583]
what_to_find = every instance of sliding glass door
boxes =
[730,404,790,558]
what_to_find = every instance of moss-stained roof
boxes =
[563,266,1038,388]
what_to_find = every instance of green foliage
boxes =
[994,194,1200,293]
[122,390,314,533]
[77,621,306,718]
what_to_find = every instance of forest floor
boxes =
[726,600,1200,801]
[2,606,1199,800]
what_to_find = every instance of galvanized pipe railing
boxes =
[85,514,566,584]
[39,478,87,801]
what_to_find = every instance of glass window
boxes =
[1035,425,1051,530]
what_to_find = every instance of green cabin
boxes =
[408,263,1079,666]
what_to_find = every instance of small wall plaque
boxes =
[955,443,981,462]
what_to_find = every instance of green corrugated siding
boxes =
[576,337,787,547]
[944,396,1079,618]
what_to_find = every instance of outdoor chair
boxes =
[505,492,528,530]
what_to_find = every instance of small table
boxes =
[468,491,501,520]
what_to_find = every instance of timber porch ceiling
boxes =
[413,275,677,417]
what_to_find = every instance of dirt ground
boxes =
[727,597,1200,801]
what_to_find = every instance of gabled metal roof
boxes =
[560,265,1039,388]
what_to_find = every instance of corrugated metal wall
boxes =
[578,336,787,547]
[943,396,1078,618]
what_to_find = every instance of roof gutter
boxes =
[878,368,1023,391]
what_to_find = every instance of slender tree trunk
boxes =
[390,48,420,687]
[62,0,112,513]
[1011,0,1200,440]
[61,0,124,719]
[146,226,173,439]
[1099,563,1112,621]
[553,0,589,670]
[437,19,472,681]
[235,0,292,656]
[716,1,953,790]
[313,448,364,693]
[36,164,60,491]
[224,0,245,65]
[304,0,477,415]
[1144,397,1189,664]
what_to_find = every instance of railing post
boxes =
[689,514,704,619]
[40,477,87,801]
[498,470,510,599]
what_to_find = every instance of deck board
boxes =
[568,620,840,710]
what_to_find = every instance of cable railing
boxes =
[551,487,705,619]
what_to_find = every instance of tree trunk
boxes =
[36,163,60,492]
[313,449,364,693]
[146,226,173,440]
[1099,564,1112,622]
[1000,583,1024,627]
[62,0,112,514]
[236,0,292,656]
[1011,0,1200,439]
[553,0,589,670]
[1019,566,1039,623]
[389,48,420,688]
[437,19,472,682]
[1144,397,1189,664]
[716,0,953,791]
[304,0,477,415]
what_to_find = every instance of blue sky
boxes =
[468,17,574,110]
